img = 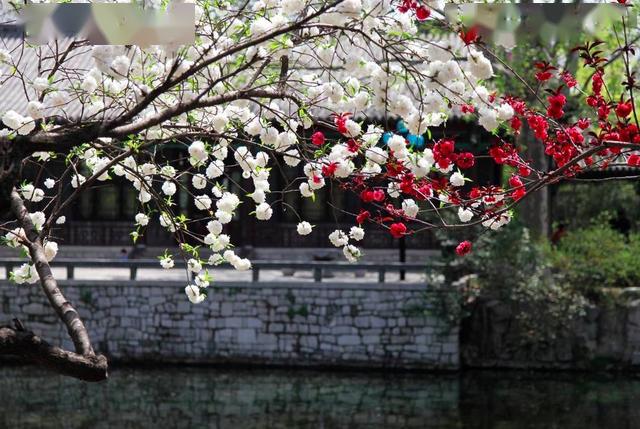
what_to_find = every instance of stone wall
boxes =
[461,297,640,369]
[0,280,459,369]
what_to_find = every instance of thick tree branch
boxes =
[9,189,106,371]
[0,325,107,382]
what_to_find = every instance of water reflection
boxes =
[1,366,639,428]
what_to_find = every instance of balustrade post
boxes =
[378,267,386,283]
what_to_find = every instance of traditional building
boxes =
[38,119,501,249]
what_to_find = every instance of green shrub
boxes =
[467,220,548,297]
[548,218,640,292]
[466,221,587,345]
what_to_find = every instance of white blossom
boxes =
[255,202,273,220]
[343,244,361,263]
[44,241,58,262]
[160,256,174,269]
[329,230,349,247]
[162,181,177,196]
[450,172,466,187]
[297,221,313,235]
[185,285,205,304]
[458,207,473,223]
[349,226,365,241]
[194,195,212,210]
[135,213,149,226]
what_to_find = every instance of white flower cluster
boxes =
[0,0,515,302]
[328,229,363,263]
[2,110,35,135]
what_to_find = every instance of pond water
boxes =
[2,366,640,428]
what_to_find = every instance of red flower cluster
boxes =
[592,71,604,96]
[360,189,385,203]
[433,139,456,169]
[397,1,430,21]
[488,143,518,166]
[546,93,566,119]
[560,71,577,88]
[527,114,549,140]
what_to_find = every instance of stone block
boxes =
[237,329,256,345]
[337,335,361,346]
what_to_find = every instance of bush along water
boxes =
[456,214,640,367]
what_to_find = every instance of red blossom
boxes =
[561,71,577,88]
[333,113,351,134]
[455,240,472,256]
[546,93,566,119]
[534,61,556,82]
[508,175,523,188]
[518,165,531,177]
[592,71,604,95]
[360,190,374,203]
[456,152,475,169]
[468,187,482,200]
[372,189,385,202]
[511,188,526,201]
[322,162,337,177]
[577,118,590,129]
[311,131,325,146]
[356,210,370,224]
[535,71,552,82]
[461,104,475,114]
[510,116,522,132]
[389,222,407,238]
[346,139,360,153]
[616,101,633,118]
[415,6,430,21]
[459,26,479,45]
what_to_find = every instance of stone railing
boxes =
[0,258,443,283]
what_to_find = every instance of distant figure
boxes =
[551,223,567,246]
[120,248,129,260]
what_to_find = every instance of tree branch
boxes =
[0,325,107,382]
[8,188,107,380]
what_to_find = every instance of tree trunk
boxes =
[520,126,550,238]
[1,189,108,381]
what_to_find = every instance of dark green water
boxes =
[2,366,640,428]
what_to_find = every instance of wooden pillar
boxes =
[520,126,550,238]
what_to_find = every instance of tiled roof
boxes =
[0,32,96,120]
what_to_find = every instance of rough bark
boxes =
[4,188,108,381]
[520,126,551,238]
[0,323,108,382]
